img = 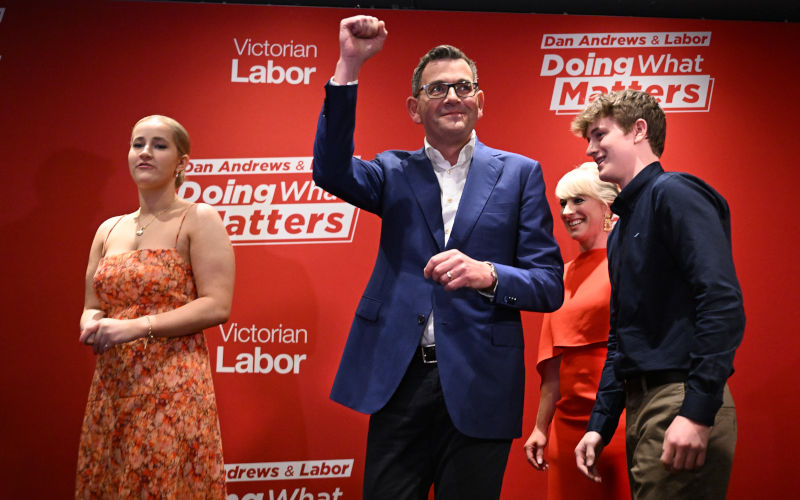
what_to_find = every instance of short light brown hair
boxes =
[571,90,666,157]
[132,115,190,187]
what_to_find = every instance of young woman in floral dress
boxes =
[76,115,234,498]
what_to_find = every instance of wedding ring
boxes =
[446,271,453,280]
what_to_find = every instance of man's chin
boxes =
[441,121,472,134]
[597,164,611,180]
[427,124,471,139]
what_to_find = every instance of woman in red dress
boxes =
[524,162,629,499]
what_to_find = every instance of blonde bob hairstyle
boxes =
[132,115,191,188]
[555,162,619,207]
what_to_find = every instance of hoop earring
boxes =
[603,212,614,232]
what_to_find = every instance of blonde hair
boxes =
[555,162,619,206]
[132,115,190,187]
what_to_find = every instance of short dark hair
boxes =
[411,45,478,97]
[571,90,667,157]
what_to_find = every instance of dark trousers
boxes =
[363,351,512,500]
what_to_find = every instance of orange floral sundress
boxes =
[76,248,226,499]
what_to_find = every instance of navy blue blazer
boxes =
[313,83,564,439]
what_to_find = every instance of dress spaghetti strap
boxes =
[101,215,126,257]
[174,203,195,247]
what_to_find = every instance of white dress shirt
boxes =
[420,132,476,347]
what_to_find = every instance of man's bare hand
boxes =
[334,15,388,83]
[575,431,605,483]
[660,415,711,471]
[424,249,495,292]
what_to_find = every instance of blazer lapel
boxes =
[403,150,445,250]
[447,142,502,249]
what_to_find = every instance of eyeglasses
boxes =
[418,81,479,99]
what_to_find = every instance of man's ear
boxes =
[406,96,422,124]
[475,90,485,120]
[632,118,648,144]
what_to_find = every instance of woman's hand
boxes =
[524,426,550,471]
[80,317,147,355]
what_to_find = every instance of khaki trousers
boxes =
[625,382,736,500]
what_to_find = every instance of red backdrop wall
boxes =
[1,1,797,498]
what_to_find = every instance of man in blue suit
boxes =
[313,15,564,499]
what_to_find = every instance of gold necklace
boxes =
[135,204,173,237]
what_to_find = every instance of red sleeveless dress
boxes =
[537,249,630,499]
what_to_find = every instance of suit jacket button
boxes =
[417,314,426,325]
[505,296,517,305]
